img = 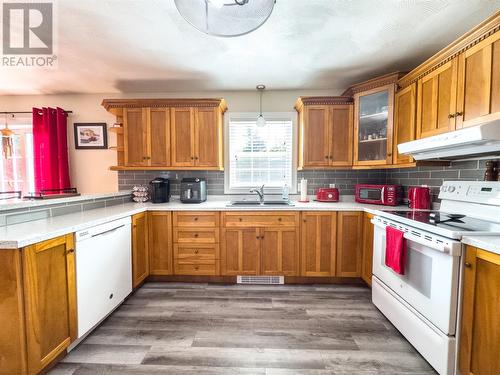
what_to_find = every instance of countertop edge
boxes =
[461,236,500,256]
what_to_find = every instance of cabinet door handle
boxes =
[455,112,463,117]
[66,249,75,254]
[464,262,472,268]
[448,113,456,119]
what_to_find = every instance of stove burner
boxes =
[429,212,466,224]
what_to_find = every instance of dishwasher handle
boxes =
[91,224,125,238]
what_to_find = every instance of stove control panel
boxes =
[439,181,500,205]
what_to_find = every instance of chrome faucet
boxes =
[250,184,265,204]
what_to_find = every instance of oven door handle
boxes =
[371,219,462,256]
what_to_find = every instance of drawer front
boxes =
[173,212,219,228]
[174,228,219,244]
[174,259,219,275]
[174,244,219,259]
[223,212,299,227]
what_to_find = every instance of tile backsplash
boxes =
[118,169,387,196]
[119,160,495,201]
[386,159,496,201]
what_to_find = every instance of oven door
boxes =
[372,218,462,335]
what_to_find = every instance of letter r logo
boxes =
[3,2,53,54]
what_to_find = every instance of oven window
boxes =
[360,188,381,200]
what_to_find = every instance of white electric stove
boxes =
[371,181,500,375]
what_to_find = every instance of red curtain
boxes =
[32,107,71,193]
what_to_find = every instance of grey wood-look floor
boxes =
[49,283,437,375]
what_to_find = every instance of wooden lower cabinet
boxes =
[300,212,337,276]
[23,234,77,374]
[261,227,299,276]
[132,212,149,288]
[222,228,261,275]
[173,211,220,276]
[0,235,78,375]
[221,212,300,276]
[336,212,363,277]
[361,213,375,286]
[459,246,500,375]
[148,212,173,276]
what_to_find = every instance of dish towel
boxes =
[385,226,406,275]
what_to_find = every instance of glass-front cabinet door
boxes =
[354,84,395,166]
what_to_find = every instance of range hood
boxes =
[398,118,500,160]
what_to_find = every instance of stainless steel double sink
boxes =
[227,200,294,207]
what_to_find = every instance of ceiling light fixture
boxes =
[174,0,276,37]
[256,84,266,127]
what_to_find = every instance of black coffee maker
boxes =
[149,177,170,203]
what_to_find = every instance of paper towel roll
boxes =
[300,179,308,202]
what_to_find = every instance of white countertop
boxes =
[461,236,500,256]
[0,195,399,249]
[0,192,130,212]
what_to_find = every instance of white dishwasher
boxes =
[75,216,132,339]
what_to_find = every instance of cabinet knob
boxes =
[239,218,243,221]
[256,236,260,239]
[325,156,329,159]
[448,113,456,119]
[278,218,282,221]
[195,266,199,270]
[464,262,472,268]
[194,233,199,238]
[455,112,463,117]
[66,249,75,254]
[194,217,198,221]
[190,156,195,160]
[303,219,307,222]
[194,249,199,254]
[194,156,199,160]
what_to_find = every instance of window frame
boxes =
[224,112,297,195]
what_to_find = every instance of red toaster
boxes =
[316,188,339,202]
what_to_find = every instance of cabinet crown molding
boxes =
[398,11,500,88]
[294,96,353,111]
[341,72,404,97]
[101,98,228,114]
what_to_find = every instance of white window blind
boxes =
[226,115,295,192]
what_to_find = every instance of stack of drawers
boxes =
[172,212,220,275]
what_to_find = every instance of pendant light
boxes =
[256,84,266,127]
[174,0,276,37]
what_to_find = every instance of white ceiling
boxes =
[1,0,499,95]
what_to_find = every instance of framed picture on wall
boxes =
[74,123,108,149]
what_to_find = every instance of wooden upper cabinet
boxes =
[148,211,173,276]
[336,211,363,277]
[149,108,170,166]
[330,105,354,166]
[456,31,500,129]
[101,98,227,170]
[195,107,222,168]
[123,108,148,166]
[300,212,337,276]
[361,213,374,286]
[416,59,458,139]
[132,212,149,288]
[300,105,330,168]
[296,97,354,169]
[22,234,77,375]
[353,84,395,166]
[171,107,195,167]
[393,83,416,165]
[459,246,500,375]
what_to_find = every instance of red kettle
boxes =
[408,186,431,210]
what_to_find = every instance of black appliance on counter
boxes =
[180,178,207,203]
[149,177,170,203]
